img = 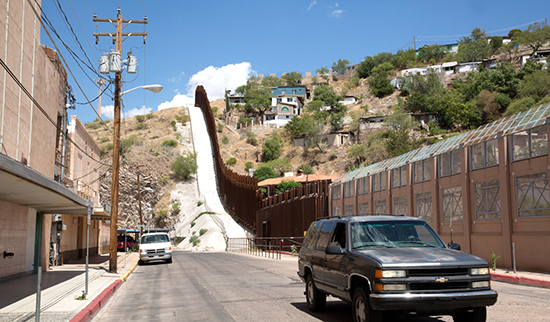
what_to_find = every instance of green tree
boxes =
[512,22,550,55]
[225,157,237,167]
[282,71,302,86]
[476,90,501,123]
[265,158,293,176]
[171,152,198,180]
[368,62,395,98]
[332,59,350,75]
[245,131,258,146]
[383,110,417,132]
[244,162,254,172]
[391,48,419,70]
[316,66,330,84]
[262,136,282,162]
[284,114,316,140]
[253,165,278,182]
[307,85,346,130]
[275,180,302,194]
[385,130,414,158]
[436,91,482,129]
[518,70,550,102]
[417,44,446,63]
[456,27,493,62]
[261,75,284,87]
[356,52,393,78]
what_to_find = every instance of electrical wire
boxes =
[85,0,95,15]
[76,80,112,105]
[65,0,98,61]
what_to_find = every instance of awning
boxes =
[0,152,89,214]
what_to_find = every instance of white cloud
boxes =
[156,62,252,111]
[331,9,343,18]
[168,71,185,83]
[307,1,317,10]
[101,104,153,119]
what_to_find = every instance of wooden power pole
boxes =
[93,9,147,274]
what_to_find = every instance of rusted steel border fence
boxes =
[256,180,330,238]
[228,237,304,259]
[194,86,260,232]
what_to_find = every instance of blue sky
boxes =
[39,0,550,123]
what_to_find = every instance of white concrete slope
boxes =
[187,106,249,241]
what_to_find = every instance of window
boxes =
[333,206,341,216]
[282,90,286,95]
[331,185,341,200]
[287,97,294,103]
[438,149,461,177]
[345,204,354,215]
[474,179,501,219]
[391,166,407,188]
[375,199,386,214]
[416,192,432,222]
[373,172,387,192]
[343,181,354,198]
[359,202,369,214]
[470,139,498,170]
[442,186,463,222]
[413,159,431,183]
[393,196,408,216]
[292,90,297,94]
[315,221,335,251]
[511,125,548,161]
[357,177,368,195]
[281,107,289,112]
[277,98,282,102]
[516,172,550,217]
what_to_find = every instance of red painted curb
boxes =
[70,279,122,322]
[491,273,550,288]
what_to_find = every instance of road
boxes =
[94,251,550,322]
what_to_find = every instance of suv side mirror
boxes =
[326,245,346,255]
[448,242,461,251]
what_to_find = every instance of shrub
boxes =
[162,140,178,148]
[85,118,102,129]
[245,162,254,172]
[100,137,110,143]
[253,165,278,182]
[135,115,145,123]
[246,131,257,146]
[175,133,181,140]
[297,164,314,175]
[190,222,196,228]
[222,136,229,144]
[156,209,167,217]
[171,152,198,180]
[120,134,141,153]
[226,157,237,167]
[197,200,203,207]
[158,175,168,184]
[189,235,200,246]
[217,124,223,132]
[275,180,302,194]
[175,115,183,122]
[135,123,147,130]
[494,93,511,109]
[171,202,181,215]
[199,228,208,236]
[100,144,113,156]
[146,113,154,119]
[173,125,177,132]
[262,137,282,162]
[170,120,176,126]
[505,97,537,116]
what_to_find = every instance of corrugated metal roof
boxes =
[341,103,550,183]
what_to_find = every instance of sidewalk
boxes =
[0,252,139,322]
[491,268,550,288]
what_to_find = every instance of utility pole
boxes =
[413,35,416,51]
[138,171,144,237]
[97,79,106,117]
[93,9,147,274]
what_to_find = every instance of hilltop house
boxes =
[263,86,307,127]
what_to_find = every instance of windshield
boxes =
[140,234,169,244]
[351,221,445,249]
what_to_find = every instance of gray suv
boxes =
[298,215,497,322]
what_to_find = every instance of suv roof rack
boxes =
[314,213,405,221]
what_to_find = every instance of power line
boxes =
[65,0,98,61]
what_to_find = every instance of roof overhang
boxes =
[0,153,89,214]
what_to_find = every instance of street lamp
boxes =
[121,84,163,95]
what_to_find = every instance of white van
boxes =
[139,232,172,264]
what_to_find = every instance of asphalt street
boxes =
[93,251,550,322]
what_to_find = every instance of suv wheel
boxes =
[306,274,326,312]
[353,287,382,322]
[453,307,486,322]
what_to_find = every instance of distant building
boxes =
[263,86,307,127]
[258,173,337,197]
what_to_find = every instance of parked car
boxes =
[298,215,497,322]
[138,232,172,264]
[117,235,138,252]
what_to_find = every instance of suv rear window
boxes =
[351,221,445,249]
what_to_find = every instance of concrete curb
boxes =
[491,272,550,288]
[69,258,139,322]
